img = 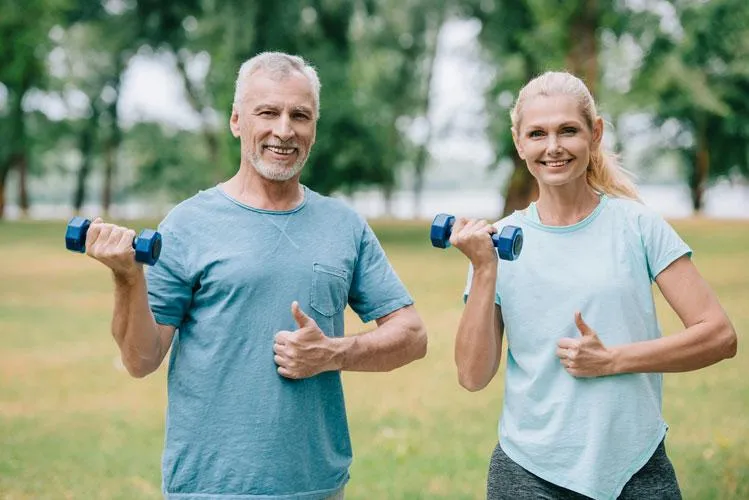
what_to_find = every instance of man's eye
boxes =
[562,127,578,135]
[529,130,544,138]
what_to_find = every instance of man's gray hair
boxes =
[233,52,321,118]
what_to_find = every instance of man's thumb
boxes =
[575,311,594,336]
[292,301,312,328]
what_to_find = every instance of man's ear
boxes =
[512,128,525,160]
[229,106,240,138]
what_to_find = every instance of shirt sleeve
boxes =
[146,225,194,327]
[638,209,693,281]
[348,222,413,323]
[463,262,502,306]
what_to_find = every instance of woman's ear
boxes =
[592,116,604,146]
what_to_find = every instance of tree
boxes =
[0,0,69,218]
[631,0,749,212]
[468,0,637,216]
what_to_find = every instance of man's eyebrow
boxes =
[291,105,314,115]
[251,103,279,113]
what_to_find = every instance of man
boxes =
[85,52,427,500]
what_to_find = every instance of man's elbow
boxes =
[122,356,160,379]
[719,319,738,360]
[411,324,428,360]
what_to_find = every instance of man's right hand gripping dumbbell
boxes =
[65,216,162,275]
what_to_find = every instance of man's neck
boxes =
[221,168,304,211]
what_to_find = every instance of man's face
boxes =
[230,70,317,181]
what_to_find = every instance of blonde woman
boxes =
[450,72,737,499]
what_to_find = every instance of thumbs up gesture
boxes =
[555,311,614,378]
[273,301,342,379]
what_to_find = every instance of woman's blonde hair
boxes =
[510,71,639,200]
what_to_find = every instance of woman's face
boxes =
[513,95,602,189]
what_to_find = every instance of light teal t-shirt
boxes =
[465,194,691,500]
[146,186,412,499]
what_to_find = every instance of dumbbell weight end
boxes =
[430,213,523,261]
[65,216,162,266]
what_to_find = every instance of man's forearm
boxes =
[111,270,164,377]
[334,306,427,372]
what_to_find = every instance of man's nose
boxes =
[273,114,294,141]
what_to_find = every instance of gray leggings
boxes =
[487,440,682,499]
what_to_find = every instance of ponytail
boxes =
[587,145,639,200]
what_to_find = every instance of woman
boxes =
[450,71,737,500]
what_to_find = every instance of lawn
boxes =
[1,217,747,499]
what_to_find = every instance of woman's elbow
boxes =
[457,370,490,392]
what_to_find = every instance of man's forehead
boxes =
[241,70,315,106]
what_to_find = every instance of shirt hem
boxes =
[499,423,667,500]
[163,480,347,500]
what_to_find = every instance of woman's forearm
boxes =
[455,265,502,391]
[611,316,737,374]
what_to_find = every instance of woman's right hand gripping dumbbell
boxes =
[449,217,500,270]
[85,217,145,281]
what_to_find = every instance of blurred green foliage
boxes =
[0,0,748,217]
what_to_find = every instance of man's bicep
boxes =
[373,304,417,327]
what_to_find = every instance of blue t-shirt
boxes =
[146,186,413,499]
[465,194,691,500]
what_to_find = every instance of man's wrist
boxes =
[329,336,355,371]
[113,267,145,287]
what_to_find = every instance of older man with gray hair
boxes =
[82,51,427,499]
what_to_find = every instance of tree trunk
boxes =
[17,156,29,218]
[502,155,538,217]
[74,108,99,213]
[567,0,598,96]
[502,61,538,216]
[412,10,445,219]
[691,117,709,213]
[102,110,120,218]
[0,165,9,219]
[1,90,28,220]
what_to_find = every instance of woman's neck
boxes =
[534,184,601,226]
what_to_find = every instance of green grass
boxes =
[1,217,747,499]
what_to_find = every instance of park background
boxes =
[1,0,747,498]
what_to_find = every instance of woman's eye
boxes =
[529,130,544,138]
[562,127,578,135]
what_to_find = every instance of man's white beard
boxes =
[250,150,306,181]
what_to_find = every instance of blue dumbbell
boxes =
[430,213,523,261]
[65,216,162,266]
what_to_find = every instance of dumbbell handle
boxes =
[65,217,162,266]
[430,213,523,261]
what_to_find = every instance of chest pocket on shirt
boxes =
[310,263,349,317]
